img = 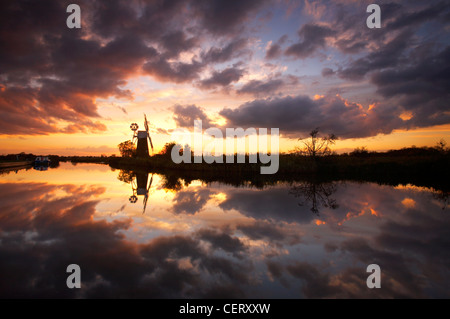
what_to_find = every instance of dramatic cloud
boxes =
[197,228,247,255]
[0,0,267,135]
[1,0,449,145]
[172,104,212,128]
[191,0,270,36]
[143,57,204,84]
[285,23,336,59]
[199,67,245,89]
[201,38,250,64]
[236,220,301,246]
[237,79,285,96]
[370,45,450,128]
[321,67,335,78]
[219,187,316,224]
[265,35,287,59]
[172,188,213,215]
[337,30,413,81]
[220,94,404,139]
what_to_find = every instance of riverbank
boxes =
[0,161,33,169]
[102,153,449,192]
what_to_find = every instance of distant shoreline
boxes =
[66,151,449,192]
[0,160,33,169]
[2,148,448,192]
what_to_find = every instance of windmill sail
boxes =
[148,135,154,152]
[143,174,153,214]
[144,113,154,153]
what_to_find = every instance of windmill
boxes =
[130,114,154,157]
[128,172,154,214]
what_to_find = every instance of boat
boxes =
[34,156,51,170]
[34,156,50,164]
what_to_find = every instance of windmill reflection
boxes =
[289,181,338,215]
[118,170,153,214]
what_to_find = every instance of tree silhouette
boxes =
[295,128,337,157]
[435,139,448,153]
[118,140,136,157]
[160,142,177,156]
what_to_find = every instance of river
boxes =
[0,162,448,298]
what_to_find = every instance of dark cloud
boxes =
[337,30,413,81]
[197,228,247,255]
[237,79,285,96]
[191,0,269,35]
[334,33,368,54]
[0,1,155,134]
[143,57,204,83]
[0,87,57,135]
[201,38,250,64]
[219,187,315,224]
[321,67,335,77]
[237,220,301,246]
[172,104,212,128]
[285,24,336,59]
[265,35,288,59]
[199,67,244,89]
[336,239,426,298]
[265,43,282,60]
[266,260,284,281]
[159,31,198,59]
[171,188,213,215]
[220,94,402,139]
[325,1,450,133]
[386,1,448,30]
[287,262,340,298]
[370,45,450,128]
[2,0,449,140]
[0,0,266,135]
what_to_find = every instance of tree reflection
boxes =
[432,190,449,210]
[160,173,184,191]
[289,181,338,215]
[117,169,134,184]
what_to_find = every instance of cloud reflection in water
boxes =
[0,168,448,298]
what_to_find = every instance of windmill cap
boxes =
[137,131,148,138]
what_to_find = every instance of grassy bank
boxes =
[105,152,449,191]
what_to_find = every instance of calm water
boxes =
[0,162,448,298]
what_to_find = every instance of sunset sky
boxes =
[1,0,449,156]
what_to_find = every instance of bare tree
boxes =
[295,128,337,157]
[435,138,447,152]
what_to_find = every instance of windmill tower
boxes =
[130,114,154,158]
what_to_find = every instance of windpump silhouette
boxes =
[130,113,154,157]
